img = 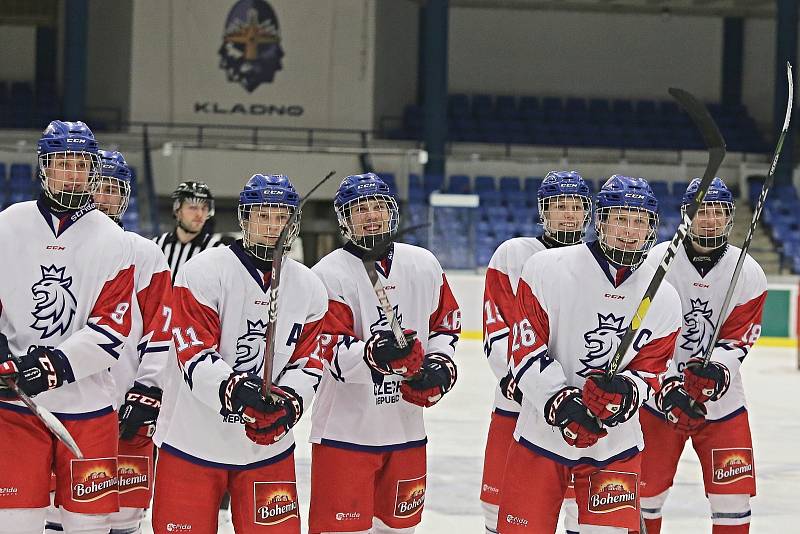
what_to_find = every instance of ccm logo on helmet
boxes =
[357,184,376,190]
[66,138,87,144]
[625,193,645,199]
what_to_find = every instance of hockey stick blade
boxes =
[605,89,726,379]
[263,170,337,392]
[362,224,430,348]
[699,61,793,368]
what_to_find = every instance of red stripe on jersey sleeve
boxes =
[91,265,135,337]
[484,268,516,337]
[316,299,357,364]
[172,286,221,366]
[627,329,679,391]
[509,280,550,366]
[136,270,173,344]
[718,292,767,348]
[290,318,324,370]
[429,274,462,334]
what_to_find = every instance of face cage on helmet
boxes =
[681,201,735,250]
[596,206,659,267]
[538,194,592,245]
[238,202,299,262]
[336,194,400,251]
[39,151,101,210]
[92,176,131,222]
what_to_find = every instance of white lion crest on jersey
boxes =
[30,264,78,339]
[579,313,626,377]
[234,319,268,375]
[680,298,714,358]
[369,305,403,335]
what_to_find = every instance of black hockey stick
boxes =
[604,88,726,379]
[262,171,337,393]
[0,334,84,458]
[699,62,793,368]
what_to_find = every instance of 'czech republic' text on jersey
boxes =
[110,232,173,406]
[154,242,327,468]
[644,241,767,421]
[509,242,681,465]
[484,237,548,415]
[311,242,461,450]
[0,200,135,415]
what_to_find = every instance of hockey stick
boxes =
[604,88,726,379]
[262,171,337,393]
[0,334,84,458]
[699,62,793,368]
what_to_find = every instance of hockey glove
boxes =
[0,347,71,398]
[683,357,730,403]
[119,384,163,446]
[582,371,639,426]
[655,377,707,432]
[544,387,608,448]
[364,329,424,377]
[499,371,523,404]
[401,353,457,408]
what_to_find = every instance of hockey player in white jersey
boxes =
[481,170,592,534]
[498,175,682,533]
[639,178,766,534]
[0,121,136,534]
[309,173,461,534]
[152,174,327,534]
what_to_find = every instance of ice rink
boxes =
[144,340,799,533]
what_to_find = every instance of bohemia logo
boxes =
[30,265,78,339]
[117,456,150,494]
[588,470,638,514]
[70,458,118,502]
[579,313,626,377]
[253,481,299,526]
[712,448,754,485]
[680,298,715,358]
[234,319,268,375]
[394,476,426,518]
[219,0,284,92]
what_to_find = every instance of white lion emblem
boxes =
[234,319,267,374]
[30,265,78,339]
[680,298,714,358]
[579,313,626,377]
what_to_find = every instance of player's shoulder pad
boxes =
[488,237,543,271]
[732,244,767,293]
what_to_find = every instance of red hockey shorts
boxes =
[308,443,427,533]
[117,438,156,509]
[152,447,299,534]
[640,407,756,498]
[480,410,518,505]
[0,405,119,514]
[498,441,642,533]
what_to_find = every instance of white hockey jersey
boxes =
[154,241,327,467]
[109,232,173,406]
[643,241,767,421]
[0,200,135,416]
[310,242,461,450]
[509,242,681,465]
[484,237,549,415]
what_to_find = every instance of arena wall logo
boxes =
[219,0,284,92]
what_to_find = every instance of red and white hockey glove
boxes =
[119,383,163,446]
[655,377,707,432]
[545,387,608,448]
[0,347,70,398]
[364,329,424,377]
[683,357,730,403]
[401,353,457,408]
[582,371,639,426]
[499,371,523,404]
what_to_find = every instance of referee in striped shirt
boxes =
[153,180,223,280]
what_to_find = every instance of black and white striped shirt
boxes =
[153,231,225,281]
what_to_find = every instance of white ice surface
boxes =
[143,341,799,533]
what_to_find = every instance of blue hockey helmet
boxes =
[238,174,301,260]
[37,120,101,210]
[595,175,660,267]
[537,170,593,245]
[681,176,735,249]
[94,150,132,222]
[334,173,399,251]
